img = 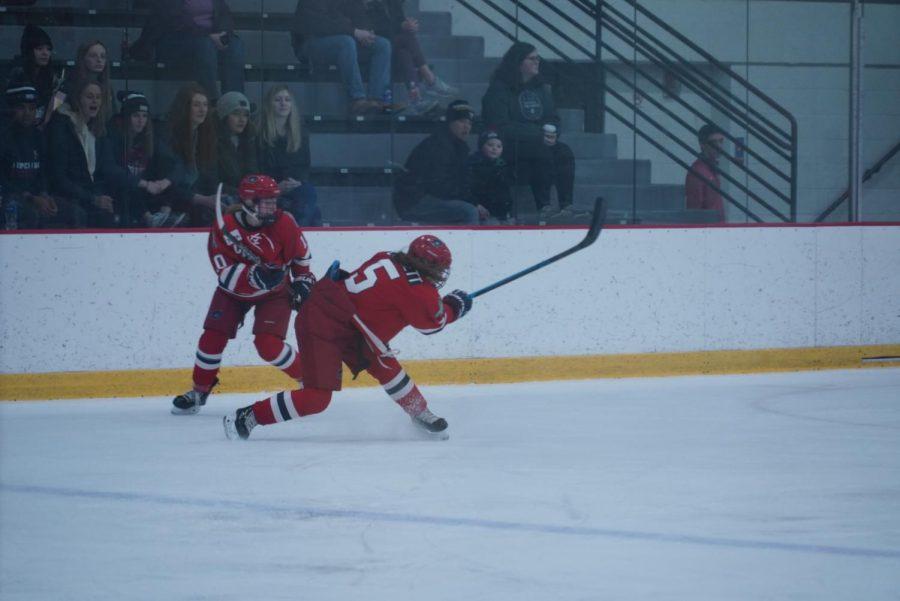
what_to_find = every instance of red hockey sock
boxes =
[254,334,303,381]
[192,329,229,392]
[378,369,427,416]
[252,388,332,426]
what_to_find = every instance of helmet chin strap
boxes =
[241,203,263,227]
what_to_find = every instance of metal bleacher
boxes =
[1,0,695,225]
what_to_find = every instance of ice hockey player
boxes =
[224,234,473,440]
[171,174,315,414]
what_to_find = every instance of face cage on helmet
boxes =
[433,265,451,289]
[242,196,278,225]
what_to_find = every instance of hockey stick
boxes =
[469,197,607,299]
[214,182,261,266]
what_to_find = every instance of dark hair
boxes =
[698,123,725,146]
[392,251,446,287]
[168,83,216,169]
[490,41,538,88]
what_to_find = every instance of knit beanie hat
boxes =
[445,99,475,123]
[5,82,38,106]
[20,24,53,56]
[478,130,501,149]
[217,91,251,120]
[118,90,150,117]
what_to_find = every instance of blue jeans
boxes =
[279,183,322,227]
[303,35,391,101]
[156,32,246,97]
[399,195,479,225]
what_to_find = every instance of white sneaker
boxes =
[425,76,458,97]
[400,98,440,117]
[147,207,172,228]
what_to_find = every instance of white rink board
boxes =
[0,225,898,374]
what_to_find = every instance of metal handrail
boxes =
[814,140,900,222]
[456,0,798,222]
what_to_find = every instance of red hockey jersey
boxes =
[207,210,312,299]
[343,251,461,344]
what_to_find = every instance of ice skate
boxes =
[411,407,449,434]
[171,388,211,415]
[223,405,257,440]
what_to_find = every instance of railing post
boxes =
[595,1,606,132]
[848,0,864,222]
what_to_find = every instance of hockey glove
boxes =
[443,289,473,320]
[290,274,316,309]
[249,265,287,291]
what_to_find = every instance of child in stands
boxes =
[463,130,514,224]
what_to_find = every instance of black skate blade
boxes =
[410,422,450,441]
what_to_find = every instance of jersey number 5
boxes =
[345,258,400,293]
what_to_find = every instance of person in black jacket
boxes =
[393,100,479,225]
[292,0,392,115]
[1,83,83,228]
[130,0,245,98]
[257,84,322,227]
[463,130,514,224]
[481,41,580,221]
[1,25,63,128]
[46,79,122,228]
[107,91,187,227]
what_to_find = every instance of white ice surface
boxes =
[2,368,899,600]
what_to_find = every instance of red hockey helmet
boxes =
[408,234,452,288]
[237,174,280,226]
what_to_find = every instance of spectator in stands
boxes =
[463,130,513,224]
[393,100,479,225]
[216,91,258,197]
[46,79,121,227]
[107,91,186,227]
[2,25,62,127]
[131,0,246,99]
[481,41,579,222]
[257,85,322,227]
[62,41,116,127]
[685,123,726,222]
[292,0,393,115]
[166,83,219,226]
[1,83,83,228]
[366,0,457,115]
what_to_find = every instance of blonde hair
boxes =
[258,84,302,153]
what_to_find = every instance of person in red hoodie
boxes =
[224,234,473,440]
[685,123,727,222]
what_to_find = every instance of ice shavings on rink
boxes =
[2,368,899,600]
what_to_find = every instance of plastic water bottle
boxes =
[3,187,17,231]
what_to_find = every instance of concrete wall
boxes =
[1,226,898,375]
[421,0,900,221]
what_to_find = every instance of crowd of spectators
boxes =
[3,0,728,230]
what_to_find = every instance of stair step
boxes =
[607,209,724,225]
[574,159,652,185]
[570,184,685,211]
[308,131,619,168]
